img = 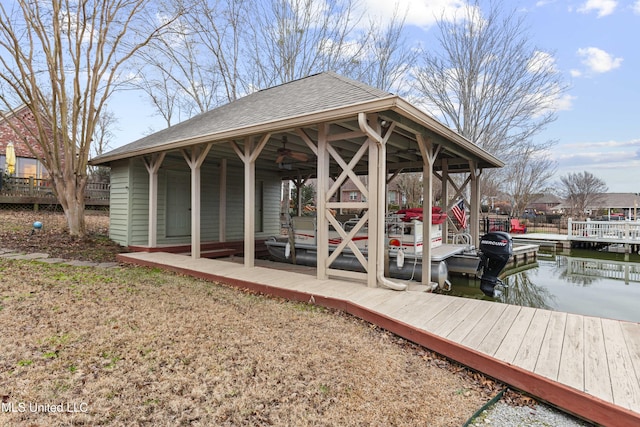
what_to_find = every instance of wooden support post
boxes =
[183,144,212,259]
[143,152,166,248]
[219,158,227,242]
[244,139,255,267]
[469,161,481,246]
[417,135,441,287]
[317,123,329,280]
[368,129,380,288]
[441,159,449,243]
[358,113,406,290]
[230,134,270,268]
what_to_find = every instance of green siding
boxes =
[108,160,130,246]
[108,155,282,247]
[129,158,150,245]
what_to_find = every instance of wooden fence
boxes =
[0,176,109,205]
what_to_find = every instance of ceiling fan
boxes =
[275,135,309,163]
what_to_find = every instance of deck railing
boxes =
[0,176,109,201]
[568,218,640,244]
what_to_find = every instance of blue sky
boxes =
[109,0,639,193]
[381,0,640,193]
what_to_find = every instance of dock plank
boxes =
[460,302,508,350]
[430,299,484,338]
[493,306,537,363]
[602,318,640,410]
[534,311,567,381]
[558,314,584,392]
[394,294,459,326]
[446,300,494,343]
[583,317,612,402]
[476,305,523,356]
[368,292,426,316]
[620,322,640,384]
[513,309,552,371]
[380,291,439,318]
[414,297,473,335]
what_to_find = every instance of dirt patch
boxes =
[0,210,124,262]
[0,259,502,426]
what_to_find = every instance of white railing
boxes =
[568,218,640,243]
[566,257,640,284]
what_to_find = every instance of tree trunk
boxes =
[53,176,87,237]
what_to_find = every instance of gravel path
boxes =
[472,400,594,426]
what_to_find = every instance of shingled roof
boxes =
[94,72,393,162]
[92,72,504,171]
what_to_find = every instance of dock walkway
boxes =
[119,251,640,426]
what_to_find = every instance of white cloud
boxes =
[576,47,622,74]
[551,93,575,112]
[535,0,557,7]
[577,0,617,17]
[357,0,468,28]
[555,139,640,172]
[527,51,559,74]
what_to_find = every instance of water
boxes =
[448,249,640,323]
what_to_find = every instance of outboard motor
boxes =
[478,231,513,297]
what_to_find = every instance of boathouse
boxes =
[90,72,503,289]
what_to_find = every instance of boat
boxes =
[265,208,513,296]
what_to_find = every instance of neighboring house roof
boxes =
[550,193,640,213]
[586,193,640,210]
[529,194,563,205]
[92,72,504,172]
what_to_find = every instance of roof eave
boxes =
[391,99,505,168]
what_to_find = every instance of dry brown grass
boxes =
[0,210,124,262]
[0,259,492,426]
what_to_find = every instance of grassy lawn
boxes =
[0,259,495,426]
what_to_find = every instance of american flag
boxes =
[452,199,467,229]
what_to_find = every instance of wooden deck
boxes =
[118,251,640,426]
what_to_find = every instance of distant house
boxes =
[526,194,563,214]
[0,106,109,206]
[0,105,50,179]
[340,177,404,208]
[587,193,640,219]
[549,193,640,219]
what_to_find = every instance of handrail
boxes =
[567,218,640,243]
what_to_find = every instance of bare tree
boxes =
[503,140,556,216]
[395,172,423,208]
[89,109,118,183]
[0,0,180,236]
[248,0,364,87]
[134,0,224,126]
[559,171,608,219]
[189,0,251,103]
[351,7,418,94]
[412,1,565,205]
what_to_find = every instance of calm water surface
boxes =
[448,249,640,323]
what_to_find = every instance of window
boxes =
[388,191,397,203]
[12,157,48,179]
[17,157,38,178]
